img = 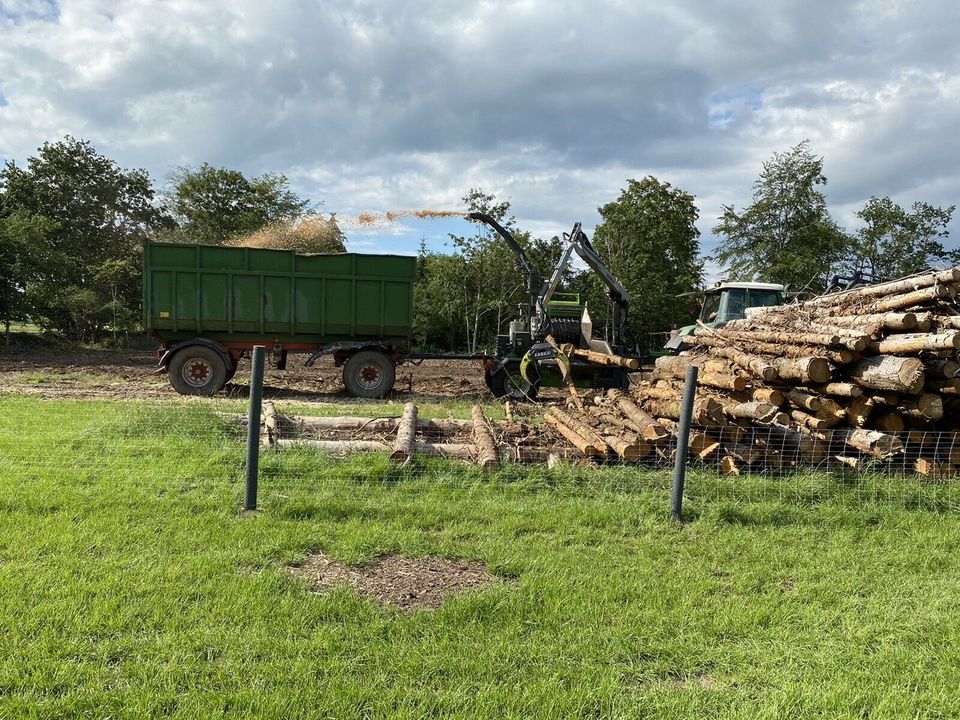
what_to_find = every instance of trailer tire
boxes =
[168,345,229,396]
[342,350,395,399]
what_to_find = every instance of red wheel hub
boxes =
[189,362,210,380]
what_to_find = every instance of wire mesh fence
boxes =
[2,390,960,518]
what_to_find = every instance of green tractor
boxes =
[468,212,637,400]
[664,281,786,352]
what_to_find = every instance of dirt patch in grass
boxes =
[287,553,500,611]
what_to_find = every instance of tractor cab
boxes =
[665,281,785,351]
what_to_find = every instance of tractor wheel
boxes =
[486,363,538,401]
[342,350,396,399]
[168,345,229,396]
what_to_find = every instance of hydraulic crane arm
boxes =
[541,223,631,347]
[466,212,541,316]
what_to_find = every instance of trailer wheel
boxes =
[342,350,395,399]
[168,345,229,396]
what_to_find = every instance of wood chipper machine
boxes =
[467,212,640,400]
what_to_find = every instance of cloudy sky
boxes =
[1,0,958,269]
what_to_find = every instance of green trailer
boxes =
[144,240,417,397]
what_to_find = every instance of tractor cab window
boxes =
[724,289,746,320]
[700,293,722,323]
[748,289,782,308]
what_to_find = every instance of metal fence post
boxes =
[671,365,699,520]
[244,345,266,512]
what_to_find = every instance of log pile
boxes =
[540,266,960,477]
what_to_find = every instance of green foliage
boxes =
[713,141,850,290]
[590,177,703,350]
[847,196,957,279]
[0,211,55,341]
[166,163,310,245]
[0,136,169,341]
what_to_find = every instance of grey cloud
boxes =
[0,0,958,258]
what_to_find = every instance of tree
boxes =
[0,212,55,344]
[590,176,703,352]
[846,196,956,280]
[166,163,310,245]
[712,141,850,290]
[412,239,468,351]
[0,136,170,341]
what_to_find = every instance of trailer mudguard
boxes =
[158,338,234,372]
[305,341,394,368]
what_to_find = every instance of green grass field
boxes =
[2,395,960,718]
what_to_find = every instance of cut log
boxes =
[828,312,918,331]
[471,405,500,469]
[543,412,602,457]
[805,382,862,398]
[765,425,827,462]
[839,428,903,459]
[866,284,954,313]
[689,334,854,364]
[545,407,610,455]
[868,332,960,354]
[844,396,874,428]
[834,455,863,470]
[914,459,955,479]
[848,355,925,394]
[647,397,725,426]
[603,434,649,461]
[806,267,959,306]
[698,326,847,349]
[749,387,785,406]
[769,357,833,384]
[719,456,741,476]
[261,400,278,445]
[790,409,840,430]
[705,345,779,381]
[390,402,419,464]
[607,390,671,442]
[898,394,944,421]
[927,358,960,379]
[566,345,640,370]
[688,431,721,460]
[504,400,514,422]
[786,389,822,412]
[722,400,786,424]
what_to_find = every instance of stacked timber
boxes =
[542,266,960,477]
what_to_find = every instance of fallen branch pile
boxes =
[539,266,960,476]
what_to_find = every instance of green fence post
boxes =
[244,346,266,512]
[671,365,699,520]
